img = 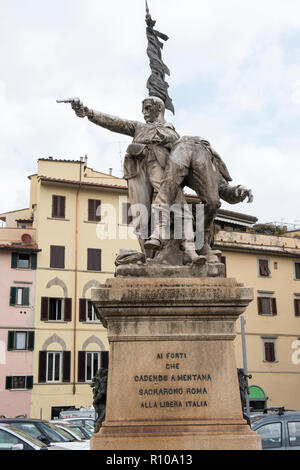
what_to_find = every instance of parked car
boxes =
[59,408,96,420]
[50,420,93,440]
[0,423,63,450]
[55,417,95,432]
[0,419,89,450]
[251,407,300,450]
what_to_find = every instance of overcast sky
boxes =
[1,0,300,225]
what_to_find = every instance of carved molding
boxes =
[46,277,68,297]
[82,280,101,298]
[42,334,66,351]
[82,335,105,351]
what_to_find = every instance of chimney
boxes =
[109,168,113,176]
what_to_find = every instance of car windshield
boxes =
[56,425,83,440]
[11,421,69,443]
[1,425,48,448]
[69,426,90,439]
[40,422,78,442]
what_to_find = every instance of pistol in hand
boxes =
[56,97,87,118]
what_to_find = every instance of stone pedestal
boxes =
[91,277,261,450]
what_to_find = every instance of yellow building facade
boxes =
[0,157,299,418]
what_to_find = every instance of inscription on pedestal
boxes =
[133,351,212,411]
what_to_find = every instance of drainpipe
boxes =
[73,160,83,394]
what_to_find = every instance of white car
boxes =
[0,419,89,451]
[49,421,90,449]
[0,423,63,450]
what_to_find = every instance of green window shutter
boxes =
[6,377,13,390]
[26,376,34,390]
[11,253,18,269]
[27,332,35,351]
[10,287,17,306]
[31,253,37,270]
[23,288,30,306]
[7,331,15,351]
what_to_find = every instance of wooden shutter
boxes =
[5,376,13,390]
[88,199,101,222]
[271,298,277,315]
[78,351,86,382]
[26,376,34,390]
[7,331,15,351]
[60,196,66,218]
[79,299,87,322]
[64,298,72,322]
[38,351,47,383]
[295,263,300,280]
[265,342,275,362]
[62,351,71,383]
[23,288,30,306]
[41,297,49,321]
[87,249,101,271]
[52,195,58,217]
[122,202,133,225]
[31,253,37,270]
[257,297,263,315]
[52,195,65,218]
[259,259,270,276]
[11,253,18,269]
[10,287,17,306]
[50,246,65,269]
[100,351,109,369]
[294,299,300,317]
[27,331,35,351]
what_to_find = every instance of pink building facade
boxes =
[0,229,39,418]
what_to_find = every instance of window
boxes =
[88,199,101,222]
[79,299,100,322]
[11,253,37,270]
[40,297,72,322]
[38,351,71,383]
[50,245,65,269]
[5,376,33,390]
[288,422,300,447]
[52,195,66,218]
[295,263,300,280]
[49,298,63,321]
[78,350,109,382]
[47,352,62,382]
[263,338,277,362]
[87,248,102,271]
[257,296,277,316]
[10,287,30,306]
[0,429,24,449]
[7,331,34,351]
[294,298,300,317]
[258,258,271,277]
[86,352,100,382]
[255,422,282,449]
[122,202,133,225]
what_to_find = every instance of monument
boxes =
[58,1,261,450]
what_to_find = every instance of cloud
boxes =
[0,0,299,226]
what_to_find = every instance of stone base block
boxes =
[92,277,261,451]
[91,424,261,450]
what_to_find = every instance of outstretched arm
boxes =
[71,100,137,137]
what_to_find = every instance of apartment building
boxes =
[216,231,300,410]
[0,228,38,417]
[0,157,299,418]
